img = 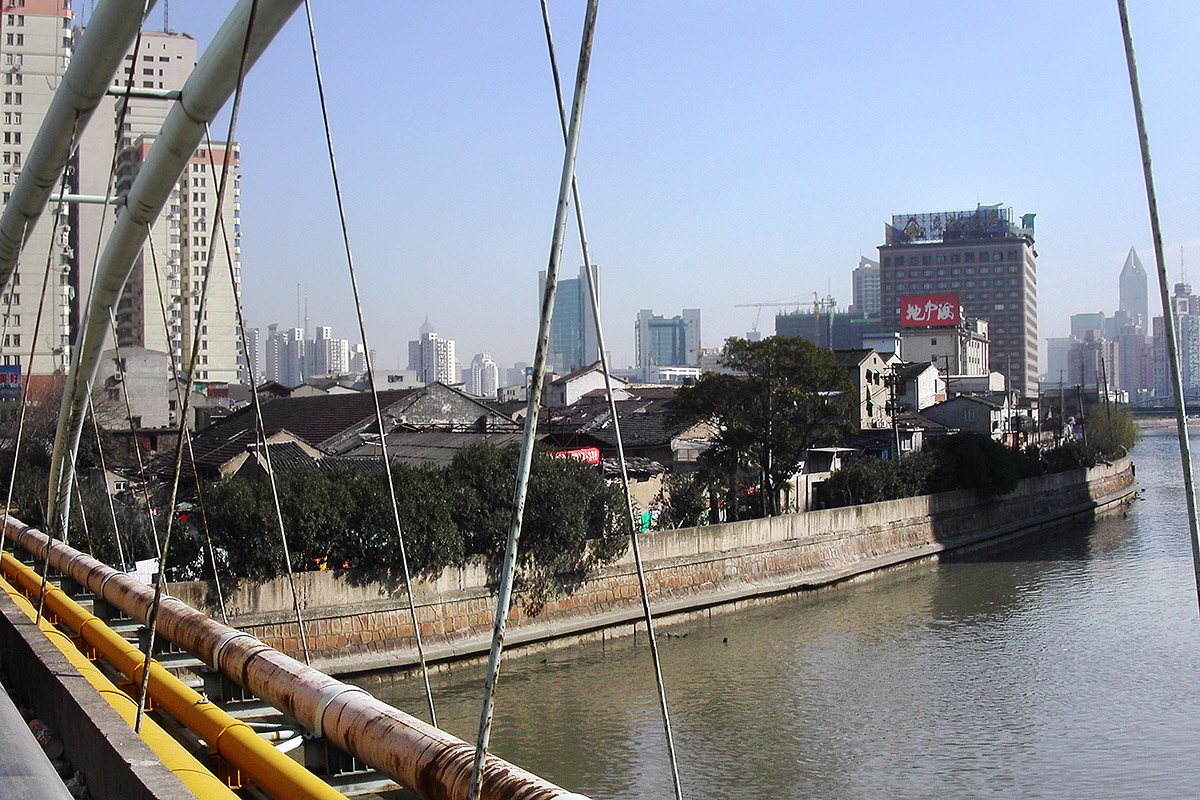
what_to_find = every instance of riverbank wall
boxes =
[168,458,1135,677]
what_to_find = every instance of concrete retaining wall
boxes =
[169,458,1135,676]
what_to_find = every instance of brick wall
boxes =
[169,459,1135,674]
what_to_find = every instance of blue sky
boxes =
[117,1,1200,375]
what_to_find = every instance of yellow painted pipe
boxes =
[0,552,349,800]
[0,575,239,800]
[2,519,583,800]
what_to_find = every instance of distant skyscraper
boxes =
[468,352,499,398]
[1119,247,1148,328]
[306,325,350,376]
[407,318,456,384]
[1153,283,1200,398]
[246,326,262,385]
[850,256,881,316]
[635,309,700,381]
[539,265,599,374]
[878,206,1038,397]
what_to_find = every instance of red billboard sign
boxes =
[551,447,602,465]
[900,294,961,327]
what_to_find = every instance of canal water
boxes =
[380,428,1200,799]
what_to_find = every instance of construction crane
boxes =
[734,298,805,336]
[735,293,837,340]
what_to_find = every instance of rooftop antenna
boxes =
[163,0,168,33]
[1182,246,1186,284]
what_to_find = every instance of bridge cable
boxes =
[136,0,273,733]
[59,2,156,575]
[85,388,128,570]
[198,119,309,654]
[145,227,228,621]
[539,2,684,796]
[0,219,30,552]
[301,0,437,724]
[1117,0,1200,612]
[468,3,599,798]
[28,113,82,622]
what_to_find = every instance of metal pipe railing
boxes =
[0,573,239,800]
[0,550,349,800]
[2,518,588,800]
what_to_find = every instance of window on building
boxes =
[964,253,975,263]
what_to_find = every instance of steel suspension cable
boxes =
[1117,0,1200,612]
[0,219,29,553]
[539,3,683,796]
[469,3,599,797]
[145,227,227,621]
[199,122,307,652]
[24,114,82,622]
[136,0,272,733]
[86,390,127,570]
[301,0,437,726]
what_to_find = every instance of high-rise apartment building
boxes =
[306,325,349,377]
[407,318,456,385]
[1119,247,1148,328]
[74,30,244,385]
[0,1,76,376]
[878,206,1038,397]
[850,256,881,317]
[635,308,700,381]
[539,264,599,374]
[1153,283,1200,398]
[467,352,499,398]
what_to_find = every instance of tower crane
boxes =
[735,293,838,339]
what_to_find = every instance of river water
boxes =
[380,427,1200,799]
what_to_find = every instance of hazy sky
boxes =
[108,1,1200,374]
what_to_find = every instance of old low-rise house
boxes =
[833,349,893,431]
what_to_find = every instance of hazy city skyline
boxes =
[103,2,1200,375]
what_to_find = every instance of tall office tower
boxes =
[1119,247,1148,328]
[539,264,599,374]
[76,30,244,385]
[878,206,1039,397]
[245,325,261,384]
[274,326,304,386]
[264,322,280,382]
[850,256,881,317]
[306,325,348,376]
[468,352,499,398]
[1153,282,1200,398]
[348,342,370,374]
[407,318,456,385]
[635,308,700,381]
[0,1,75,376]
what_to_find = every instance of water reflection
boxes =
[376,429,1200,799]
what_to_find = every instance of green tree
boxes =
[1084,404,1137,458]
[674,336,852,517]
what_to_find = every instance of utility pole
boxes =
[1058,368,1066,442]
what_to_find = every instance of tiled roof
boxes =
[342,430,526,467]
[540,396,699,450]
[172,390,416,476]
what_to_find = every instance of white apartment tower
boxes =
[468,352,499,398]
[75,30,245,385]
[407,318,456,385]
[0,0,75,376]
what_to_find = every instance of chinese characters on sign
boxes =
[0,365,19,399]
[899,294,962,328]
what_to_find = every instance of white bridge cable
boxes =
[201,122,308,654]
[468,2,599,798]
[86,390,128,571]
[538,2,684,797]
[300,0,437,724]
[137,0,303,733]
[21,113,82,623]
[145,228,228,622]
[1117,0,1200,612]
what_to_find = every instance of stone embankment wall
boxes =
[169,459,1135,676]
